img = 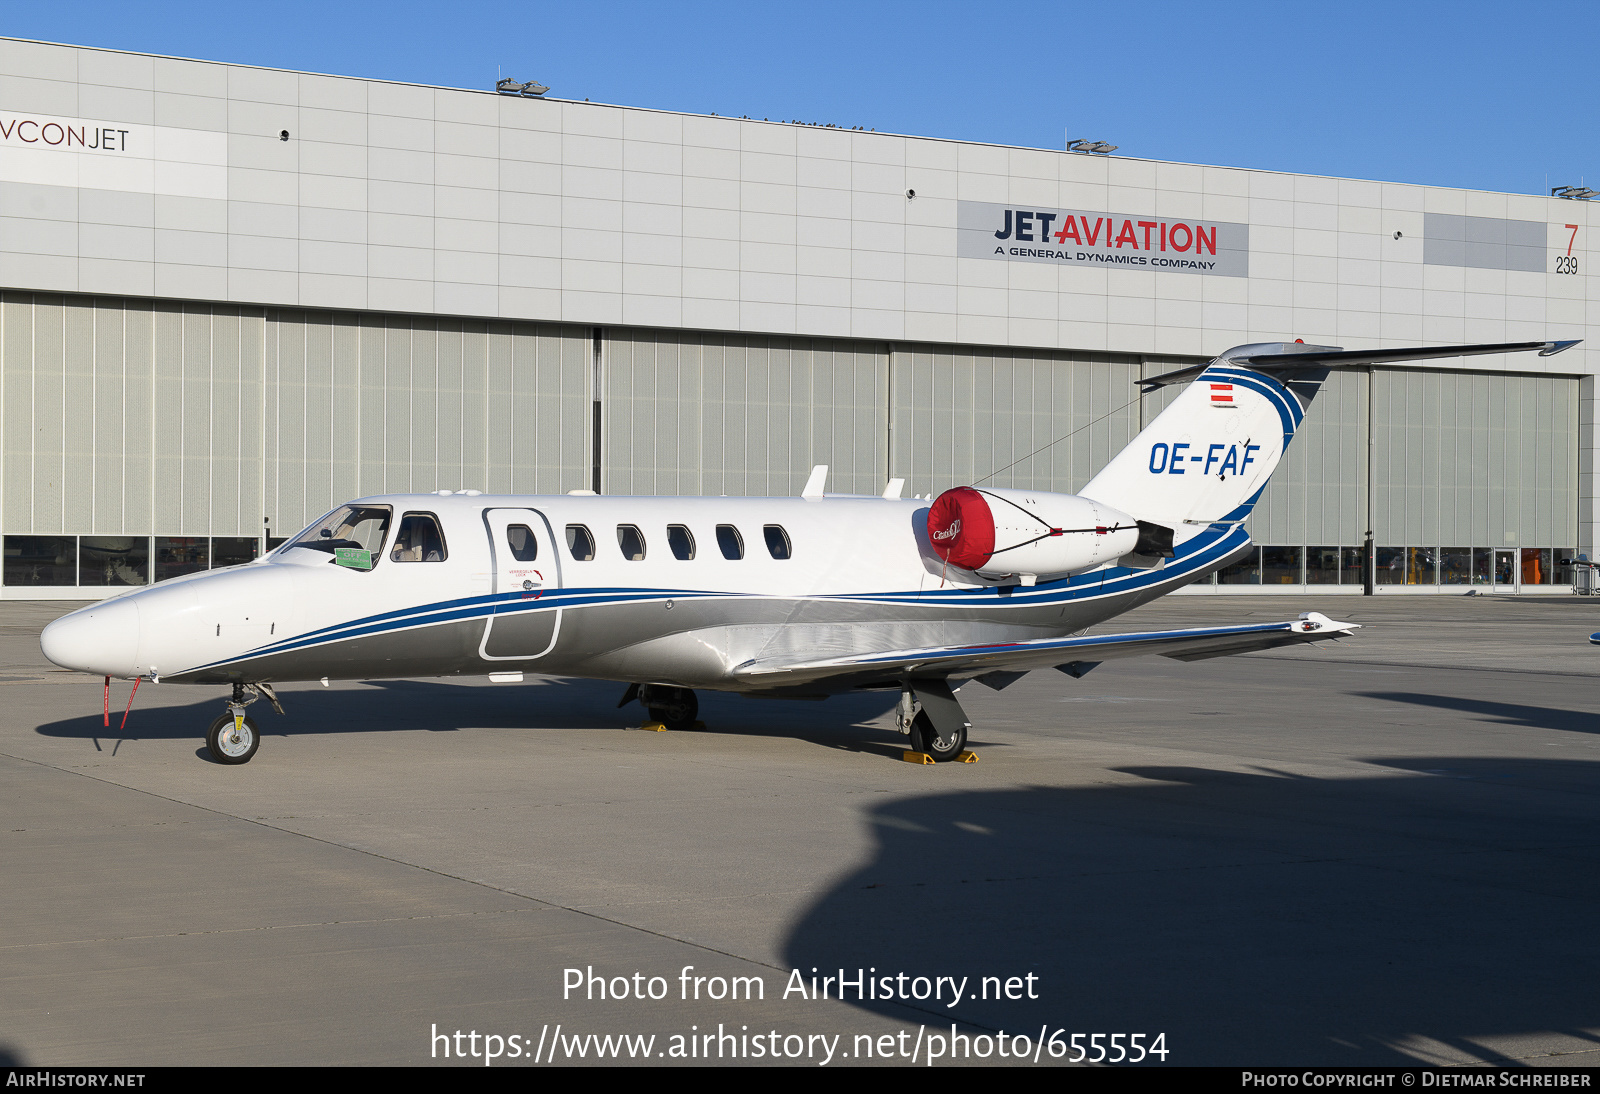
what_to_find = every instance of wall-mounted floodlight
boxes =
[1066,138,1118,154]
[496,77,549,97]
[1552,186,1596,200]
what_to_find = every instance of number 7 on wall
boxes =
[1567,224,1579,255]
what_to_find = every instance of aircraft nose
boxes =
[40,598,141,678]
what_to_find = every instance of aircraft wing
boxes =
[732,612,1357,687]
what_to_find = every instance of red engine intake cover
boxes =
[927,487,996,570]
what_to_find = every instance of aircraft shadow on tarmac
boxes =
[781,757,1600,1067]
[33,677,902,755]
[1357,691,1600,735]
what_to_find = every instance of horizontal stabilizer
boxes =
[732,612,1358,686]
[1141,339,1581,389]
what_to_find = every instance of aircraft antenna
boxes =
[972,392,1142,486]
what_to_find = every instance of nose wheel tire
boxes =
[207,712,260,765]
[909,710,966,762]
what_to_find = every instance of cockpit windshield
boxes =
[287,505,393,571]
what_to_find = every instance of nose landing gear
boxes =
[207,708,258,764]
[205,682,282,765]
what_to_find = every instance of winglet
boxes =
[802,465,829,498]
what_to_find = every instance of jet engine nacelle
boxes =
[927,486,1141,582]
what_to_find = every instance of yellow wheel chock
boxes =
[901,749,980,764]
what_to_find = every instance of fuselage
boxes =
[40,491,1250,693]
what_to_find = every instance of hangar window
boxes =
[80,536,149,587]
[290,504,392,571]
[391,513,448,562]
[1374,547,1407,586]
[2,536,77,586]
[716,525,744,560]
[1306,547,1341,585]
[1439,548,1472,585]
[1259,546,1302,585]
[1217,547,1260,585]
[566,524,595,561]
[155,537,208,582]
[617,524,647,561]
[667,525,695,560]
[503,524,538,562]
[763,525,792,560]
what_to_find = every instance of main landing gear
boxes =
[614,679,975,763]
[618,683,700,731]
[205,682,283,765]
[896,679,971,763]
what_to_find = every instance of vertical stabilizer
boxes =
[1078,337,1579,554]
[1080,343,1334,538]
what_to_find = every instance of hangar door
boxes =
[602,330,888,498]
[889,345,1189,500]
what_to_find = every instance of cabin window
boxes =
[566,524,595,561]
[391,513,448,562]
[763,525,792,559]
[716,525,744,560]
[290,504,393,571]
[617,524,647,561]
[504,524,538,562]
[667,525,695,560]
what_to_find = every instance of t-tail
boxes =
[925,338,1578,586]
[1079,338,1582,550]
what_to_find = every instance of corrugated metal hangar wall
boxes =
[0,289,1579,591]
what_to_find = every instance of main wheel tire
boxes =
[909,709,966,762]
[206,711,260,765]
[646,688,699,731]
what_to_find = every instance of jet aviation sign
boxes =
[958,200,1250,277]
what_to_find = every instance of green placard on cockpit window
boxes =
[334,547,373,570]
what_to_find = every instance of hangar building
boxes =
[0,38,1594,597]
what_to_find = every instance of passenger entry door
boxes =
[1493,548,1519,593]
[480,508,563,661]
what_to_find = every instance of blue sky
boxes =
[5,0,1596,196]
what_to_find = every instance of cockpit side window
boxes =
[763,525,792,560]
[716,525,744,560]
[617,524,646,561]
[504,524,538,562]
[566,524,595,561]
[289,504,393,571]
[391,513,449,562]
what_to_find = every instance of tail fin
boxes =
[1081,338,1579,539]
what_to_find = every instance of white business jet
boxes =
[41,338,1578,764]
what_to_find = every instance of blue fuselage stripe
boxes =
[178,518,1253,677]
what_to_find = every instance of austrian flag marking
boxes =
[1210,384,1236,407]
